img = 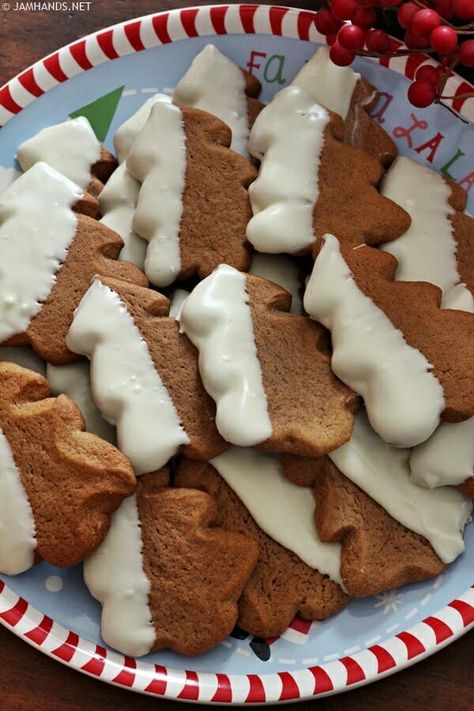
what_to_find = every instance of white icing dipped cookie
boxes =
[67,276,225,473]
[181,264,357,455]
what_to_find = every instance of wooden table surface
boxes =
[0,1,472,709]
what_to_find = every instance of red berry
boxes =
[452,0,474,21]
[364,0,382,5]
[315,9,342,35]
[459,40,474,68]
[337,24,366,51]
[352,6,377,28]
[366,28,391,53]
[430,25,458,54]
[411,9,442,36]
[397,2,419,29]
[385,0,403,5]
[432,0,454,20]
[329,41,356,66]
[415,64,440,86]
[407,80,437,107]
[326,32,339,45]
[331,0,357,21]
[405,30,429,49]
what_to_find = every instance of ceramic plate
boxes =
[0,4,473,703]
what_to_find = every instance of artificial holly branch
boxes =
[315,0,474,107]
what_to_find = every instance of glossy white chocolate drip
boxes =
[330,413,471,564]
[0,167,19,196]
[173,44,250,156]
[0,162,82,342]
[83,494,155,657]
[114,94,171,163]
[250,253,302,314]
[127,101,186,287]
[47,362,116,443]
[67,279,189,474]
[411,417,474,488]
[180,265,272,447]
[292,46,360,120]
[99,163,146,269]
[0,428,36,575]
[442,283,474,311]
[211,447,342,584]
[17,117,101,190]
[304,235,445,447]
[381,157,460,292]
[247,86,329,254]
[168,289,189,321]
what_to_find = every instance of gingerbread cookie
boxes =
[17,116,117,200]
[84,469,259,656]
[173,43,263,157]
[0,361,135,575]
[0,162,147,364]
[126,99,257,287]
[180,265,357,454]
[247,85,409,255]
[282,412,471,596]
[0,346,45,375]
[292,46,397,166]
[381,156,474,309]
[304,234,474,447]
[176,450,348,638]
[67,276,226,473]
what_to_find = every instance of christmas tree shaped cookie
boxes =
[84,468,259,656]
[176,450,348,638]
[180,265,357,455]
[67,276,226,474]
[0,361,135,576]
[304,234,474,447]
[247,85,409,255]
[126,100,257,287]
[0,162,147,364]
[282,413,471,596]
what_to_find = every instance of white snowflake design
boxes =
[374,589,404,614]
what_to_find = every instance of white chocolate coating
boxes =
[168,288,189,321]
[0,347,45,375]
[114,94,171,164]
[442,283,474,311]
[411,417,474,488]
[99,163,146,269]
[180,264,272,447]
[0,167,19,196]
[211,447,342,584]
[47,362,116,443]
[381,157,459,292]
[292,46,360,120]
[67,279,189,474]
[247,86,329,254]
[0,428,36,575]
[330,413,471,564]
[0,162,82,342]
[304,235,445,447]
[17,117,101,190]
[83,494,155,658]
[173,44,250,156]
[249,253,302,314]
[127,101,186,287]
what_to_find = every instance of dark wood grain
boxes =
[0,1,472,708]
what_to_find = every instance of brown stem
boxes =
[439,92,474,99]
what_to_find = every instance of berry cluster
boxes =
[315,0,474,107]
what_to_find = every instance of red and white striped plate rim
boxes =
[0,3,472,702]
[0,3,473,126]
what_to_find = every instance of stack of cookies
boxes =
[0,43,472,658]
